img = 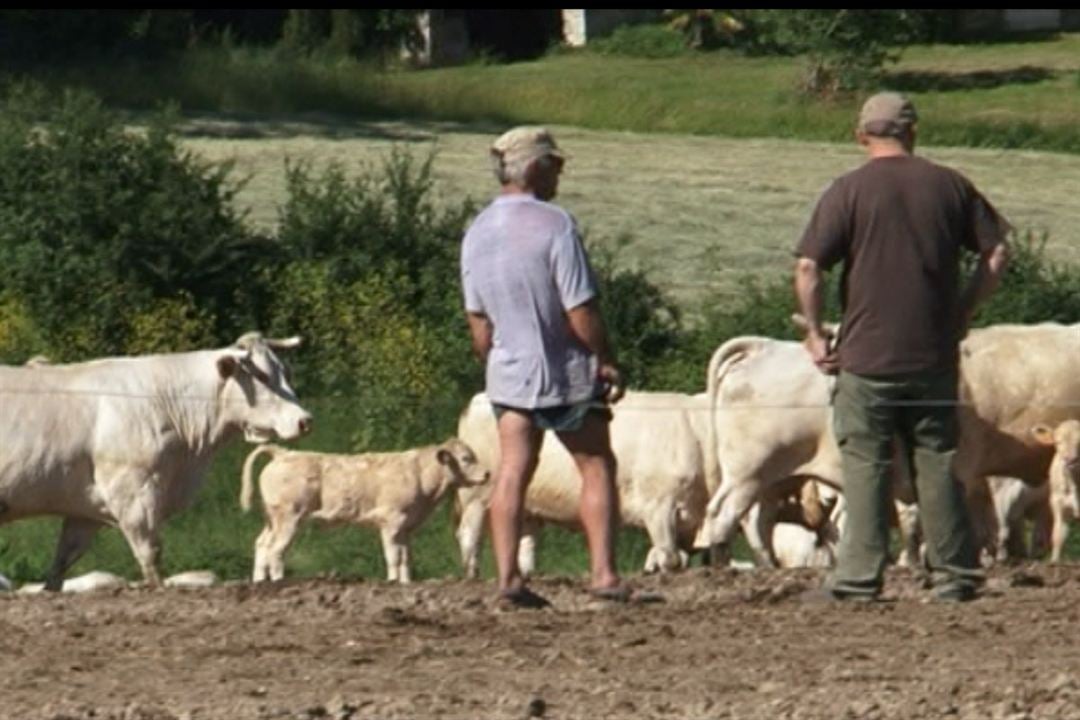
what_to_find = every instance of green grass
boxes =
[21,34,1080,153]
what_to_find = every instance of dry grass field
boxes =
[183,117,1080,313]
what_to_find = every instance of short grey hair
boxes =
[491,152,559,187]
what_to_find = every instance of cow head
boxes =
[436,438,491,487]
[217,332,313,443]
[791,313,842,353]
[1033,420,1080,477]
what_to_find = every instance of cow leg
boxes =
[1050,498,1068,563]
[44,517,102,591]
[740,501,778,568]
[252,526,274,582]
[455,499,488,580]
[262,511,300,581]
[380,523,408,584]
[518,516,541,579]
[1029,498,1051,559]
[398,544,412,584]
[642,500,682,573]
[967,477,999,566]
[705,480,762,565]
[895,500,922,568]
[117,517,164,588]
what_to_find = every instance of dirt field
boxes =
[5,564,1080,720]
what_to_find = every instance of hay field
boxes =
[182,117,1080,312]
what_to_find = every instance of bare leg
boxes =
[490,410,543,594]
[556,411,620,592]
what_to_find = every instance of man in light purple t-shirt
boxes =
[461,126,627,608]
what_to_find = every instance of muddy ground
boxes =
[2,564,1079,720]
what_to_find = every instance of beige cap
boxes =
[858,92,917,137]
[491,126,564,168]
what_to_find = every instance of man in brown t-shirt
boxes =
[794,92,1010,602]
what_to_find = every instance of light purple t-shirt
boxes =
[461,194,600,408]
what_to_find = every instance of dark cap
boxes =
[858,92,917,137]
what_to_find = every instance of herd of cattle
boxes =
[1,321,1078,593]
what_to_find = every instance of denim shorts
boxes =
[492,396,612,432]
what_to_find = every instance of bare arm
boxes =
[566,299,624,402]
[466,312,493,363]
[794,256,838,374]
[959,241,1010,333]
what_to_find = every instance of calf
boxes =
[988,476,1050,561]
[771,522,835,569]
[241,439,489,583]
[1031,420,1080,562]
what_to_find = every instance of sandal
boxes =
[588,585,665,605]
[498,586,552,610]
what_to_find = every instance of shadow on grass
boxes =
[886,65,1055,93]
[171,109,511,142]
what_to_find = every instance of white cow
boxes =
[1031,420,1080,562]
[954,324,1080,555]
[0,333,311,590]
[988,476,1050,561]
[701,334,920,565]
[455,391,712,578]
[705,323,1080,562]
[241,438,490,583]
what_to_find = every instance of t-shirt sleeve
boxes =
[794,180,849,271]
[551,217,598,311]
[460,240,485,314]
[964,188,1011,254]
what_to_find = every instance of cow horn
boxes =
[266,336,302,350]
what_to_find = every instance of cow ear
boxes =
[436,449,454,466]
[1032,424,1056,447]
[217,355,238,380]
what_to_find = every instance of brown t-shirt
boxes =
[796,155,1007,375]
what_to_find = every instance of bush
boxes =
[0,82,261,359]
[972,230,1080,327]
[269,147,483,448]
[589,238,683,389]
[591,23,688,59]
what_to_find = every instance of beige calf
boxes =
[240,439,489,583]
[1031,420,1080,562]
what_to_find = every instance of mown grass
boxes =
[20,34,1080,153]
[177,120,1080,313]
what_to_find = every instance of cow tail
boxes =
[704,338,762,498]
[240,444,280,512]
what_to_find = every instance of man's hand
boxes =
[804,331,839,375]
[599,363,625,404]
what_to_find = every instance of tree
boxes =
[743,10,926,97]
